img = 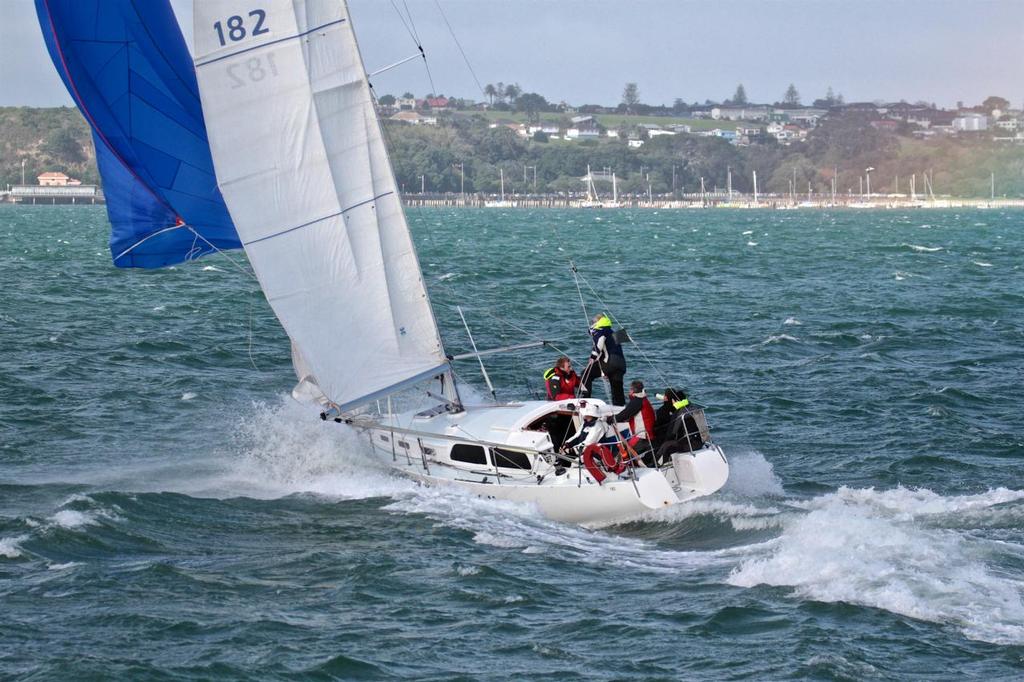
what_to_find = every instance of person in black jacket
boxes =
[580,313,627,405]
[654,388,705,464]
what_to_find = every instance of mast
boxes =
[500,168,505,202]
[752,170,759,205]
[612,172,618,203]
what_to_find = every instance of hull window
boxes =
[491,448,532,470]
[451,444,488,465]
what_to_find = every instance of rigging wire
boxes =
[388,0,437,98]
[573,266,674,391]
[432,0,486,98]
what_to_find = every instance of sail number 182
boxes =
[213,10,269,46]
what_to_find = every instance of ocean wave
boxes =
[0,535,28,559]
[728,486,1024,645]
[760,334,800,345]
[902,243,944,253]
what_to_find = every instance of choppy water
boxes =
[1,205,1023,679]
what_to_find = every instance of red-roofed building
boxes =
[37,172,81,186]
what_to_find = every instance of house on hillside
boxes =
[995,116,1020,132]
[390,111,436,125]
[425,96,449,109]
[953,113,988,132]
[711,106,769,121]
[37,172,81,186]
[870,120,899,132]
[396,96,416,111]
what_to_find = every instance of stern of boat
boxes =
[670,444,729,499]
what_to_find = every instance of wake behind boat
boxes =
[37,0,729,525]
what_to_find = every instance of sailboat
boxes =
[577,165,603,209]
[601,172,623,209]
[37,0,728,526]
[483,169,516,208]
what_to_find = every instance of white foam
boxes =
[48,562,80,571]
[747,241,758,246]
[0,535,27,558]
[973,261,994,268]
[761,334,799,345]
[742,230,753,235]
[385,483,731,574]
[201,265,222,272]
[212,399,415,501]
[783,317,802,326]
[49,509,101,529]
[437,272,457,281]
[181,392,197,401]
[722,449,785,498]
[728,486,1024,645]
[903,243,943,252]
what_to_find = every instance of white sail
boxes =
[192,0,448,409]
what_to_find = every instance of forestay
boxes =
[192,0,448,409]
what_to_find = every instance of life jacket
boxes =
[543,366,578,400]
[671,405,704,451]
[590,326,624,363]
[628,394,656,441]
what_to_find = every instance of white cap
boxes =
[581,403,601,419]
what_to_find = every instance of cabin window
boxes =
[492,448,532,470]
[450,444,487,465]
[397,440,410,449]
[378,434,389,443]
[422,446,436,456]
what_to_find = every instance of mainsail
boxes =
[192,0,449,409]
[35,0,240,268]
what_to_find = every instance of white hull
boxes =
[352,399,729,527]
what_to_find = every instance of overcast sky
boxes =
[3,0,1020,109]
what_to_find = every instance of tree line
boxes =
[3,106,1021,200]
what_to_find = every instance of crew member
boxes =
[543,356,579,400]
[652,387,688,448]
[580,313,627,405]
[654,389,705,464]
[560,403,616,459]
[615,380,657,466]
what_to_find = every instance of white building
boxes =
[711,106,769,121]
[953,113,989,131]
[390,111,436,125]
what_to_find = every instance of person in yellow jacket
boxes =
[580,313,627,405]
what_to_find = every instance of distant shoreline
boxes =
[402,195,1024,210]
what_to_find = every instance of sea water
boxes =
[1,205,1022,679]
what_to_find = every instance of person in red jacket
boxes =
[543,356,579,400]
[615,380,657,466]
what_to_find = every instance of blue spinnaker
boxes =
[35,0,241,268]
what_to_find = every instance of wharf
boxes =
[402,192,1024,210]
[5,185,104,204]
